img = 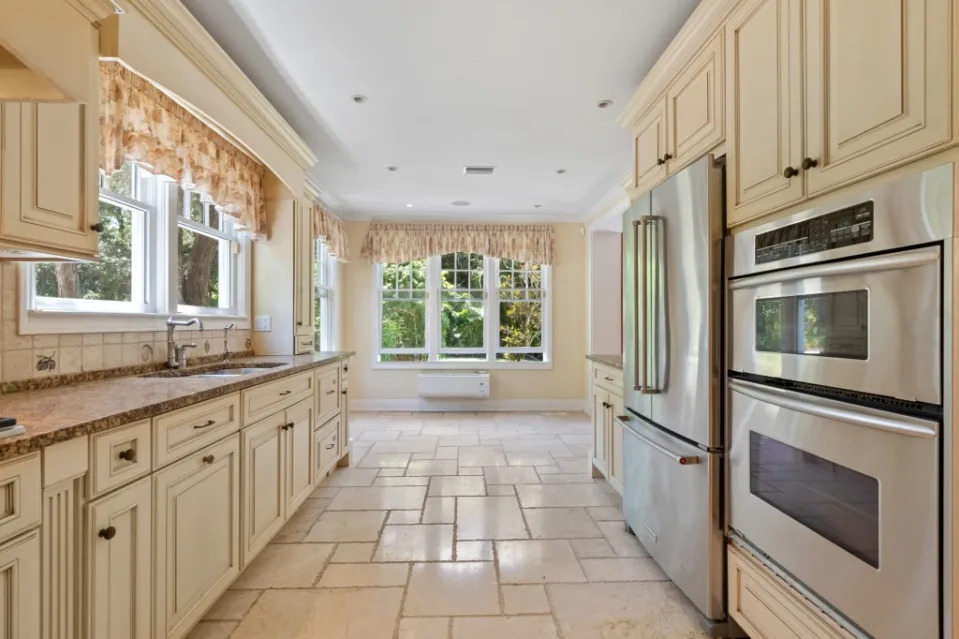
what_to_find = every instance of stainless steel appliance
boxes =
[727,162,955,639]
[619,155,726,628]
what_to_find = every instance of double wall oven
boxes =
[727,163,954,639]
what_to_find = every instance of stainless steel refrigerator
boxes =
[619,154,726,629]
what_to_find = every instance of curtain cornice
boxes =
[311,202,349,262]
[361,223,555,265]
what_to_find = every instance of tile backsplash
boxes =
[0,264,252,384]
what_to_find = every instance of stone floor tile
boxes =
[597,521,650,557]
[434,446,460,459]
[428,476,485,497]
[186,621,237,639]
[516,484,613,508]
[586,506,624,522]
[321,468,380,487]
[231,587,404,639]
[538,473,596,484]
[203,590,261,621]
[330,543,375,563]
[484,466,540,485]
[373,524,454,561]
[486,484,516,496]
[327,486,427,511]
[556,458,588,474]
[502,584,551,614]
[372,440,438,453]
[309,486,341,499]
[399,617,450,639]
[356,430,402,441]
[457,496,528,540]
[304,510,387,542]
[272,498,330,543]
[458,446,508,467]
[524,508,603,539]
[456,540,493,561]
[374,476,430,486]
[404,562,500,616]
[505,451,556,466]
[317,562,410,587]
[569,538,618,559]
[406,459,458,476]
[387,510,422,525]
[411,452,435,460]
[232,543,334,589]
[377,468,406,477]
[452,616,558,639]
[357,452,412,468]
[580,558,668,582]
[535,465,563,474]
[496,540,586,584]
[458,467,484,475]
[421,496,456,523]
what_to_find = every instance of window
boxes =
[314,240,336,351]
[26,161,249,326]
[375,252,549,366]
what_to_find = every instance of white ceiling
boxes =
[183,0,699,222]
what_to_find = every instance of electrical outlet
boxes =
[254,315,272,332]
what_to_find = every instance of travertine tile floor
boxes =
[189,411,709,639]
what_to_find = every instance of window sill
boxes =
[372,360,552,371]
[19,309,250,336]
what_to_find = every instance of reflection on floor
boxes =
[190,411,709,639]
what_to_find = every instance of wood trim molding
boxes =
[304,176,323,201]
[617,0,740,131]
[64,0,121,24]
[114,0,316,172]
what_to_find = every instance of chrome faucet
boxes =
[166,317,204,368]
[222,323,236,360]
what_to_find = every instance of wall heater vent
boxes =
[417,371,490,398]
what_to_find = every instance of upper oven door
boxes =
[729,244,941,405]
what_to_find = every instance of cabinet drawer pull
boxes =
[325,390,336,395]
[782,166,799,178]
[90,222,105,233]
[604,376,614,381]
[325,443,336,450]
[117,448,137,462]
[98,526,117,540]
[202,454,215,464]
[341,390,347,395]
[193,419,216,430]
[279,390,292,396]
[297,321,303,326]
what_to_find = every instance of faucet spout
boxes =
[166,316,204,368]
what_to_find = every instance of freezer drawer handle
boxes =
[619,417,700,465]
[728,379,937,439]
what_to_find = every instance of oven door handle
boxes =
[728,379,937,439]
[728,247,939,290]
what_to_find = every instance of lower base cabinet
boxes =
[87,477,152,639]
[240,412,285,566]
[0,529,41,639]
[590,362,625,494]
[154,435,240,639]
[285,399,314,515]
[315,415,340,480]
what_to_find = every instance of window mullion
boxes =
[428,256,439,362]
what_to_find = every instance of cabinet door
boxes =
[316,366,340,425]
[0,528,41,639]
[285,398,314,515]
[726,0,805,225]
[87,478,151,639]
[804,0,954,194]
[666,31,725,173]
[632,98,669,195]
[0,102,98,257]
[591,387,608,471]
[607,393,625,494]
[338,385,349,460]
[154,435,240,639]
[240,413,285,566]
[293,200,314,339]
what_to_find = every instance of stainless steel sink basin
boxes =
[191,367,270,377]
[141,362,286,378]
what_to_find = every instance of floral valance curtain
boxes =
[311,202,349,262]
[99,61,266,236]
[361,223,555,265]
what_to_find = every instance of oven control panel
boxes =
[755,201,874,264]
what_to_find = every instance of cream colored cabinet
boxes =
[87,478,152,639]
[0,528,41,639]
[314,416,340,480]
[240,412,285,565]
[316,365,340,425]
[591,387,609,473]
[589,362,624,494]
[0,102,100,259]
[154,435,240,639]
[608,392,625,492]
[632,99,669,195]
[285,398,314,514]
[293,199,314,346]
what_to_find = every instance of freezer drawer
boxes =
[620,415,724,621]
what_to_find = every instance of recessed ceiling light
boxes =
[556,169,567,174]
[405,203,413,208]
[451,201,471,207]
[352,95,368,104]
[534,204,543,208]
[387,166,398,172]
[597,99,614,109]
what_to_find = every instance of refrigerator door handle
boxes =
[617,416,700,465]
[633,219,647,391]
[651,214,668,392]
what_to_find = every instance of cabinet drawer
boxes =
[728,544,855,639]
[153,394,241,468]
[294,334,314,354]
[315,415,340,476]
[592,364,623,396]
[0,453,41,544]
[315,366,340,425]
[242,372,313,424]
[90,419,152,497]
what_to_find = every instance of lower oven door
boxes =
[729,379,939,639]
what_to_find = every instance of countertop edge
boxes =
[586,354,624,370]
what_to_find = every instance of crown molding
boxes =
[116,0,317,172]
[65,0,122,23]
[303,176,323,201]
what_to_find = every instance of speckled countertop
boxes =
[586,354,623,370]
[0,352,354,461]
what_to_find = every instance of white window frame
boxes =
[373,254,551,369]
[20,163,251,335]
[378,259,430,360]
[314,239,337,352]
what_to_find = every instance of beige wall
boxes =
[340,222,588,409]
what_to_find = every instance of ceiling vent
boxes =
[463,166,495,176]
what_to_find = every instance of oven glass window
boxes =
[750,432,879,568]
[755,290,868,359]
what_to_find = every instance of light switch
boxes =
[254,315,272,331]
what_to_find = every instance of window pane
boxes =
[35,201,134,302]
[102,163,133,198]
[380,353,429,362]
[499,301,542,348]
[188,192,204,222]
[496,352,545,362]
[178,226,222,307]
[441,300,484,349]
[208,204,221,230]
[382,300,426,348]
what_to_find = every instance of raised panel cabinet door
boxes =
[666,31,725,173]
[0,528,41,639]
[632,98,669,195]
[240,412,285,567]
[285,398,314,514]
[153,435,240,639]
[293,200,314,338]
[608,393,625,493]
[338,386,349,460]
[726,0,805,225]
[87,478,151,639]
[316,367,340,425]
[804,0,955,194]
[1,102,98,256]
[591,386,608,471]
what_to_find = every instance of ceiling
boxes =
[183,0,699,222]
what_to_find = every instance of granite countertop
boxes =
[0,352,354,461]
[586,354,623,370]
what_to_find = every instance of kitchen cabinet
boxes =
[240,412,285,565]
[293,199,314,344]
[591,387,609,473]
[153,435,240,639]
[316,365,340,425]
[314,416,340,480]
[0,101,100,260]
[285,398,314,515]
[632,99,669,196]
[87,478,152,639]
[589,362,624,495]
[0,529,41,639]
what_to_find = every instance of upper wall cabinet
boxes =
[293,199,314,342]
[727,0,957,225]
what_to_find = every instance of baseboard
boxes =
[350,397,588,413]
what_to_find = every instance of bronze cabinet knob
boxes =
[202,454,215,464]
[117,448,136,462]
[90,221,105,232]
[98,526,117,540]
[783,166,799,178]
[801,157,819,170]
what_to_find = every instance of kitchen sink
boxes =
[141,362,286,378]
